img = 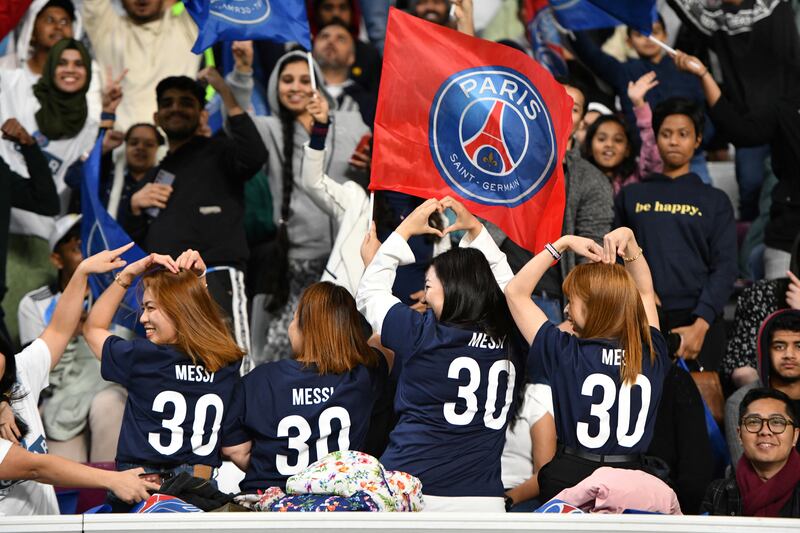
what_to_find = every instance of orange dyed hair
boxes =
[141,270,244,372]
[295,282,377,375]
[562,263,654,385]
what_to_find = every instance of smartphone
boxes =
[144,170,176,218]
[354,133,372,154]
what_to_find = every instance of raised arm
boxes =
[3,119,60,216]
[627,73,663,177]
[83,252,178,358]
[440,196,514,290]
[601,227,660,330]
[505,235,603,344]
[39,243,133,370]
[356,199,443,333]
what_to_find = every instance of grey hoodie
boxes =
[226,51,370,261]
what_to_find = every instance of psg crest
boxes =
[429,66,558,207]
[209,0,270,24]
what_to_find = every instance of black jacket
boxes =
[614,173,737,324]
[701,473,800,517]
[124,114,267,269]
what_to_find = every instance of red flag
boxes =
[371,8,573,253]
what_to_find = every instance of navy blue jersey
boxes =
[529,322,668,455]
[101,336,241,466]
[222,356,388,491]
[380,303,522,498]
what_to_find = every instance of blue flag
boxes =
[551,0,656,35]
[80,134,146,331]
[184,0,311,54]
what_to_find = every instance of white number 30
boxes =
[443,357,516,430]
[576,373,651,449]
[148,391,224,457]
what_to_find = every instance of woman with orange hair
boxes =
[83,248,244,510]
[504,227,668,502]
[220,281,388,492]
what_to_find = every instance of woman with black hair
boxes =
[225,41,370,363]
[357,196,523,512]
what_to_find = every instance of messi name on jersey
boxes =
[292,387,334,406]
[174,364,215,383]
[429,66,558,207]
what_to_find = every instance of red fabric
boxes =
[736,449,800,517]
[0,0,32,41]
[371,8,572,253]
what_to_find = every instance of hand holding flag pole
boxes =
[647,36,701,70]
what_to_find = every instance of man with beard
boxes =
[411,0,474,35]
[312,20,376,128]
[726,310,800,467]
[123,71,267,371]
[82,0,200,130]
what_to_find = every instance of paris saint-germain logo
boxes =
[429,66,557,206]
[210,0,270,24]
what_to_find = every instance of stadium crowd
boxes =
[0,0,799,518]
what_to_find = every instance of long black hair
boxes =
[0,337,30,439]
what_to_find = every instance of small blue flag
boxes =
[551,0,656,35]
[80,133,146,331]
[184,0,312,54]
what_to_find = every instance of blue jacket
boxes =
[613,173,737,324]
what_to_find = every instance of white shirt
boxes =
[501,383,554,489]
[0,340,60,516]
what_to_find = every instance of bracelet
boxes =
[198,268,207,279]
[544,242,561,262]
[100,112,116,121]
[700,69,710,78]
[114,273,131,289]
[623,246,643,263]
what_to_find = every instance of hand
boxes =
[627,71,658,108]
[131,182,173,216]
[102,130,124,154]
[349,142,371,170]
[672,317,710,360]
[439,195,480,238]
[562,235,603,263]
[231,41,254,73]
[107,468,160,504]
[360,221,381,267]
[120,253,179,283]
[102,67,128,114]
[601,227,638,264]
[306,91,329,125]
[197,67,227,95]
[0,401,21,444]
[787,271,800,310]
[452,0,475,36]
[175,248,207,277]
[76,242,134,276]
[409,290,427,313]
[395,198,444,240]
[673,50,707,78]
[1,118,34,146]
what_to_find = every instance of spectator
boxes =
[123,71,267,366]
[500,78,613,323]
[569,15,708,181]
[81,0,201,130]
[0,37,97,240]
[675,50,800,280]
[312,20,377,128]
[501,383,555,512]
[310,0,382,96]
[580,72,663,195]
[100,123,164,224]
[356,0,391,54]
[0,243,137,515]
[726,310,800,466]
[505,227,667,502]
[225,45,369,363]
[15,214,126,463]
[574,101,612,148]
[411,0,475,35]
[82,250,244,512]
[701,387,800,517]
[357,197,524,512]
[668,0,800,224]
[723,234,800,388]
[614,97,737,371]
[221,282,389,490]
[0,118,59,350]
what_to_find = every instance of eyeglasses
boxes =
[741,415,796,434]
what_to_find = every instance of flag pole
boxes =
[307,52,317,92]
[648,35,701,69]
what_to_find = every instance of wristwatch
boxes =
[504,495,514,512]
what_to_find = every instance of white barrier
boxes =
[2,513,800,533]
